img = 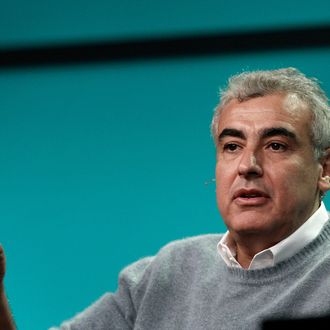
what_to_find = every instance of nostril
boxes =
[238,154,263,177]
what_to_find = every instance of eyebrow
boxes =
[261,127,296,140]
[218,127,297,142]
[218,128,245,142]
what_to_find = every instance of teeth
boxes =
[243,194,259,198]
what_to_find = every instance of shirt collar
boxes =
[217,202,329,269]
[270,202,329,264]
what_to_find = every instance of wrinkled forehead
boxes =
[216,94,313,139]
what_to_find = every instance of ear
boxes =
[318,148,330,193]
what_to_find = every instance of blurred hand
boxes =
[0,245,6,285]
[0,245,16,330]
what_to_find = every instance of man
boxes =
[1,67,330,329]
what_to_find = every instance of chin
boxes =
[226,212,273,234]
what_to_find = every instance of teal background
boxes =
[1,1,330,329]
[1,0,330,47]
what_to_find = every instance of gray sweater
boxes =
[51,220,330,330]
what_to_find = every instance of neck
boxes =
[230,233,280,269]
[235,242,270,269]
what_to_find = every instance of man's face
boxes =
[215,94,324,244]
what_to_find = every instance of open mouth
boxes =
[240,193,263,198]
[234,189,268,198]
[234,189,269,205]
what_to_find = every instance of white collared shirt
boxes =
[217,202,329,269]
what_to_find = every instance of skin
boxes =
[215,93,330,268]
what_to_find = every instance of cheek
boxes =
[215,185,227,218]
[215,164,228,192]
[269,162,318,198]
[215,167,233,208]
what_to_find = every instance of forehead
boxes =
[218,94,312,136]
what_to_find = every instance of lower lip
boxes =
[234,197,269,206]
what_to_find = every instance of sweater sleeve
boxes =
[48,257,154,330]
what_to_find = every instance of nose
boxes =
[238,149,263,178]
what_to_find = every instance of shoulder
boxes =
[116,234,224,312]
[119,233,223,285]
[157,233,223,259]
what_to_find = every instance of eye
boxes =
[224,143,240,152]
[268,142,287,151]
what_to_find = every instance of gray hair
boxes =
[211,67,330,159]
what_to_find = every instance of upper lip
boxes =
[233,188,269,199]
